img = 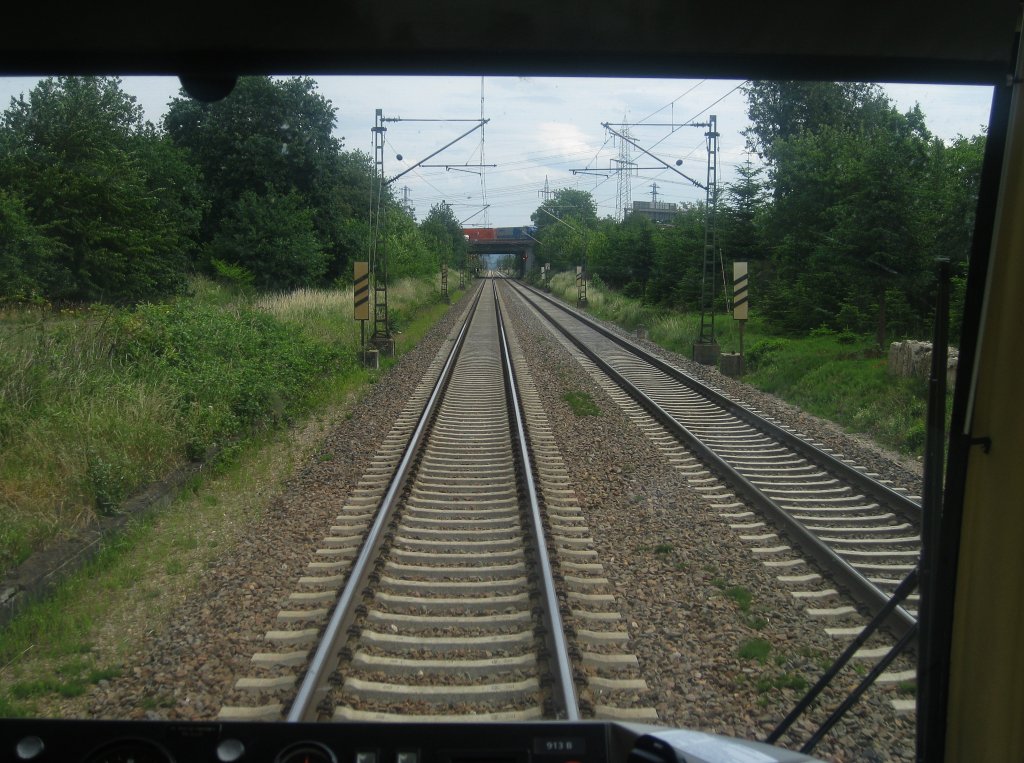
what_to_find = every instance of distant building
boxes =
[630,200,678,223]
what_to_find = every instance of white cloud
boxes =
[536,121,597,157]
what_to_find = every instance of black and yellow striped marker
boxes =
[733,262,748,320]
[354,262,370,321]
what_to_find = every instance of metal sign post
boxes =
[354,261,370,326]
[733,261,749,375]
[354,261,377,368]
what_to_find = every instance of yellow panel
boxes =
[733,262,749,320]
[946,71,1024,761]
[354,261,370,321]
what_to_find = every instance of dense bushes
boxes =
[112,299,350,458]
[0,78,203,304]
[0,281,381,572]
[744,339,791,373]
[206,189,329,290]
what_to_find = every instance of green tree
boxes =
[0,76,197,302]
[922,133,985,338]
[207,189,328,290]
[420,202,469,270]
[164,77,355,273]
[648,204,705,308]
[922,133,986,268]
[134,122,207,265]
[321,150,381,281]
[590,214,656,297]
[720,157,766,264]
[747,82,943,342]
[531,189,598,271]
[0,189,59,302]
[531,188,598,234]
[743,81,890,166]
[385,208,434,280]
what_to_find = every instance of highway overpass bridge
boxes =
[464,227,537,270]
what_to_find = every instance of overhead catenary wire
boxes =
[392,80,750,225]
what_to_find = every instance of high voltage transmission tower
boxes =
[612,124,635,221]
[600,116,721,357]
[539,176,553,201]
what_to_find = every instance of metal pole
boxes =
[801,623,920,755]
[916,257,951,755]
[766,568,919,745]
[388,119,489,184]
[699,115,719,344]
[739,319,745,374]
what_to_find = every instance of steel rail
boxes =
[287,283,485,722]
[514,280,922,525]
[493,279,580,720]
[506,279,916,639]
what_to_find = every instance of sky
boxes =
[0,75,994,228]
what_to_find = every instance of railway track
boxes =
[220,280,656,724]
[502,278,922,643]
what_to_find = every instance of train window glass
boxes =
[0,73,991,760]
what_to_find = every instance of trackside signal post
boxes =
[354,261,377,368]
[720,261,748,377]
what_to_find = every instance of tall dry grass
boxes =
[0,310,180,572]
[254,277,440,343]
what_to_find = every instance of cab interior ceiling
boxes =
[0,0,1018,83]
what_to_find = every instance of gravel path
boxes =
[51,281,918,761]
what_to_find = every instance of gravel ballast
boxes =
[500,284,919,763]
[30,281,920,762]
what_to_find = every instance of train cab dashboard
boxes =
[0,2,1019,763]
[4,719,822,763]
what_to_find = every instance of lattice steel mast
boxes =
[600,116,720,346]
[371,109,390,348]
[613,123,634,221]
[369,109,488,348]
[698,114,720,345]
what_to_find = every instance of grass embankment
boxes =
[0,276,447,573]
[0,275,456,716]
[547,271,933,456]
